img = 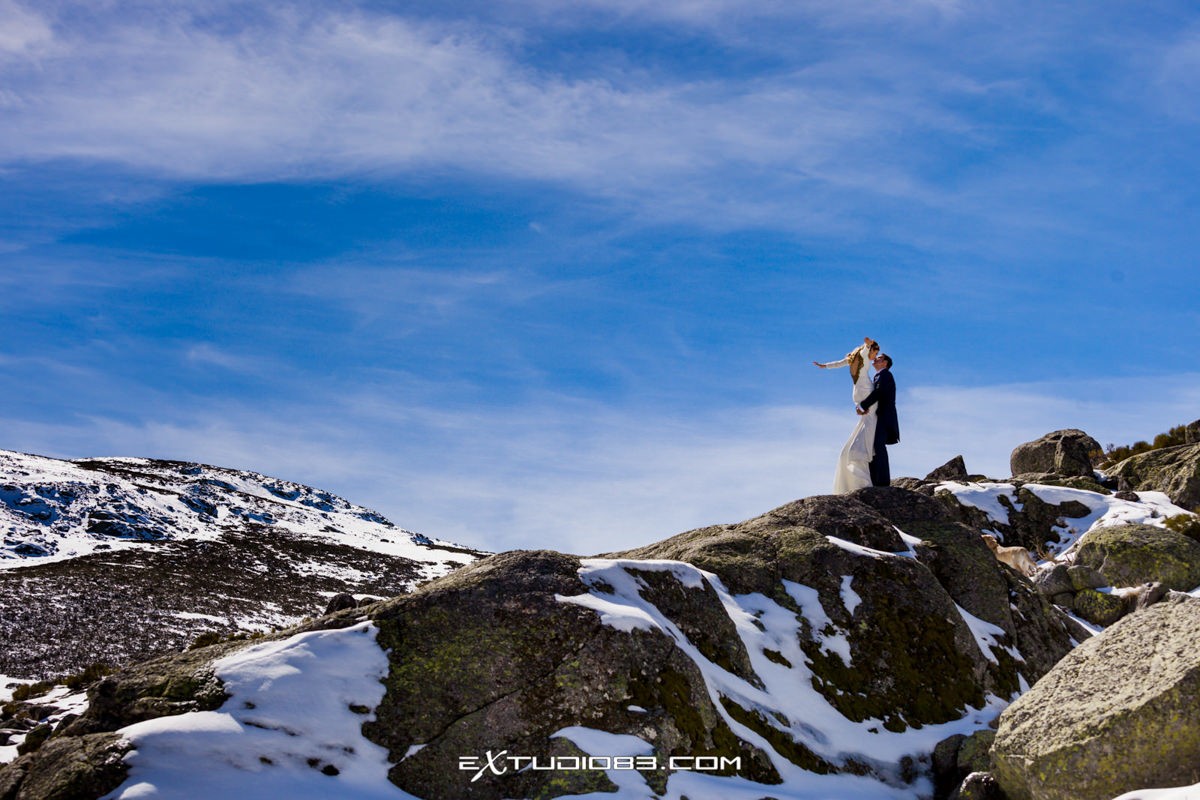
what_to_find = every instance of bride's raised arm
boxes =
[814,353,852,369]
[814,337,874,369]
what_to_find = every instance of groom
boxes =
[857,353,900,487]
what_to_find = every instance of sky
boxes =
[2,0,1199,555]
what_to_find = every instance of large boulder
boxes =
[991,595,1200,800]
[728,494,907,553]
[1107,443,1200,511]
[844,488,1077,683]
[622,509,1006,726]
[1073,523,1200,591]
[1010,430,1102,479]
[0,733,130,800]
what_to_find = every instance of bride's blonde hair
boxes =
[848,339,879,383]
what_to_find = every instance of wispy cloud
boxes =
[184,343,269,374]
[0,0,52,55]
[3,0,1187,248]
[0,1,1012,229]
[286,264,515,328]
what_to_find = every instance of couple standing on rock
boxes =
[814,336,900,493]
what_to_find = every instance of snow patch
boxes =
[954,605,1020,667]
[938,482,1019,525]
[104,621,414,800]
[840,575,862,616]
[557,558,1009,799]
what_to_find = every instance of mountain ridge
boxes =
[0,448,484,681]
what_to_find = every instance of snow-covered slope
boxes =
[0,449,483,680]
[0,449,472,569]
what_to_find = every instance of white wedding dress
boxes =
[819,343,877,494]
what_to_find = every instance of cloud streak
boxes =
[5,371,1197,554]
[0,1,1023,229]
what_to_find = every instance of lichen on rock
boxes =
[991,595,1200,800]
[1074,523,1200,591]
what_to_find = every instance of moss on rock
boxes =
[630,568,759,685]
[1072,589,1126,627]
[1074,523,1200,590]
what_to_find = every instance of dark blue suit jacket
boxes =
[860,368,900,445]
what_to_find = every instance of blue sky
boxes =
[2,0,1199,553]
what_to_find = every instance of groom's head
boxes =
[874,353,893,369]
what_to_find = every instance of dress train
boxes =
[833,407,876,494]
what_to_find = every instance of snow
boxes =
[0,684,89,764]
[840,575,863,616]
[955,605,1020,666]
[893,528,921,557]
[1060,609,1104,638]
[173,612,228,624]
[556,590,662,633]
[558,558,1011,799]
[0,449,477,577]
[546,727,658,798]
[552,725,929,800]
[1112,784,1200,800]
[103,621,417,800]
[785,580,852,665]
[938,482,1020,526]
[1,675,32,762]
[0,675,29,704]
[936,481,1191,556]
[825,535,890,559]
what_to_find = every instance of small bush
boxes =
[1098,421,1199,467]
[64,662,115,690]
[188,631,224,651]
[11,680,55,702]
[1165,513,1200,544]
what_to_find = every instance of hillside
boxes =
[0,450,483,679]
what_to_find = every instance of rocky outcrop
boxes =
[0,733,130,800]
[1010,429,1102,479]
[714,494,907,555]
[363,549,778,800]
[991,595,1200,800]
[926,456,969,482]
[1107,443,1200,510]
[935,483,1095,554]
[1,492,1082,800]
[619,504,1008,723]
[1031,561,1173,628]
[851,488,1077,681]
[932,730,995,798]
[1073,523,1200,592]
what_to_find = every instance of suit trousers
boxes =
[869,424,890,487]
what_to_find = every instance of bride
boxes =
[814,337,879,493]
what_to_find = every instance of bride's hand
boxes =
[813,361,823,368]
